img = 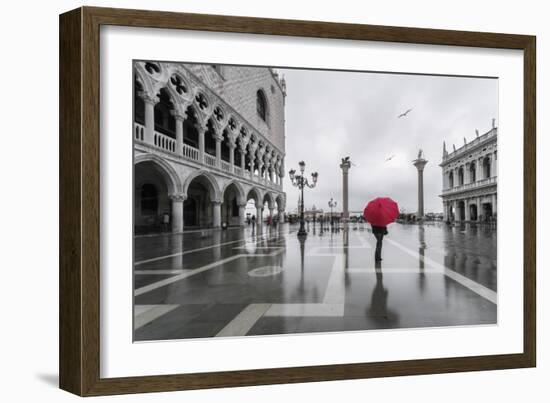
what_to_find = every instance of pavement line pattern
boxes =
[135,232,275,265]
[385,237,497,304]
[346,267,441,274]
[134,304,179,330]
[134,249,284,296]
[232,246,283,250]
[135,270,186,275]
[357,232,371,247]
[216,304,272,337]
[322,254,346,304]
[265,303,344,317]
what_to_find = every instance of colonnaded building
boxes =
[440,120,498,223]
[133,61,286,233]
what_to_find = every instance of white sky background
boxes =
[277,68,498,214]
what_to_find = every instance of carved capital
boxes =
[169,193,187,202]
[171,110,187,121]
[142,93,158,105]
[194,120,208,133]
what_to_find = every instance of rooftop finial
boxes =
[492,118,496,128]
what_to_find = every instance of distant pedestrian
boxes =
[251,215,256,225]
[371,225,388,262]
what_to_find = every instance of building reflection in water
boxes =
[443,222,497,292]
[342,228,351,288]
[418,224,426,294]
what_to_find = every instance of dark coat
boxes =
[371,225,388,235]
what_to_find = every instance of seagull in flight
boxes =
[397,108,413,118]
[385,154,396,161]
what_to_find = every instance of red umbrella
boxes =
[363,197,399,226]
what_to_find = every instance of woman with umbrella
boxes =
[363,197,399,262]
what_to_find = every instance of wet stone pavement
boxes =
[133,222,497,341]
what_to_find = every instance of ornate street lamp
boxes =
[328,198,337,229]
[289,161,318,237]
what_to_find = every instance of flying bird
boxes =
[397,108,413,118]
[385,154,396,161]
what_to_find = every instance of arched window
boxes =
[256,90,267,122]
[483,157,491,179]
[140,184,158,216]
[469,162,476,182]
[154,88,176,137]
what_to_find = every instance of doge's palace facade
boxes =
[133,61,286,233]
[440,121,498,223]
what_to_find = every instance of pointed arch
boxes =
[183,170,221,201]
[134,153,181,195]
[222,180,246,205]
[263,192,275,209]
[133,63,155,98]
[256,88,269,123]
[245,187,262,206]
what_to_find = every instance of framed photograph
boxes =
[59,6,536,396]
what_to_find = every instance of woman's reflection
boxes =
[367,261,398,326]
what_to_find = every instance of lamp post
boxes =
[289,160,318,237]
[328,198,337,230]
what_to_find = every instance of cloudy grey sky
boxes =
[278,68,498,214]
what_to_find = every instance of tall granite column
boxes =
[339,157,352,224]
[413,152,428,219]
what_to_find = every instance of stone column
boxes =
[340,158,352,223]
[249,153,256,179]
[278,208,285,224]
[214,132,223,168]
[413,156,428,219]
[492,151,498,178]
[256,206,263,226]
[464,199,471,221]
[170,194,185,233]
[491,194,497,218]
[196,122,207,164]
[229,141,236,173]
[173,112,185,156]
[476,198,482,222]
[212,200,222,228]
[239,143,247,175]
[238,202,246,226]
[143,95,157,144]
[453,201,460,222]
[257,146,265,182]
[269,207,275,222]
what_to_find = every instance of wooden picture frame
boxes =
[59,6,536,396]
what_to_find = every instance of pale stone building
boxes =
[440,121,497,223]
[133,61,286,233]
